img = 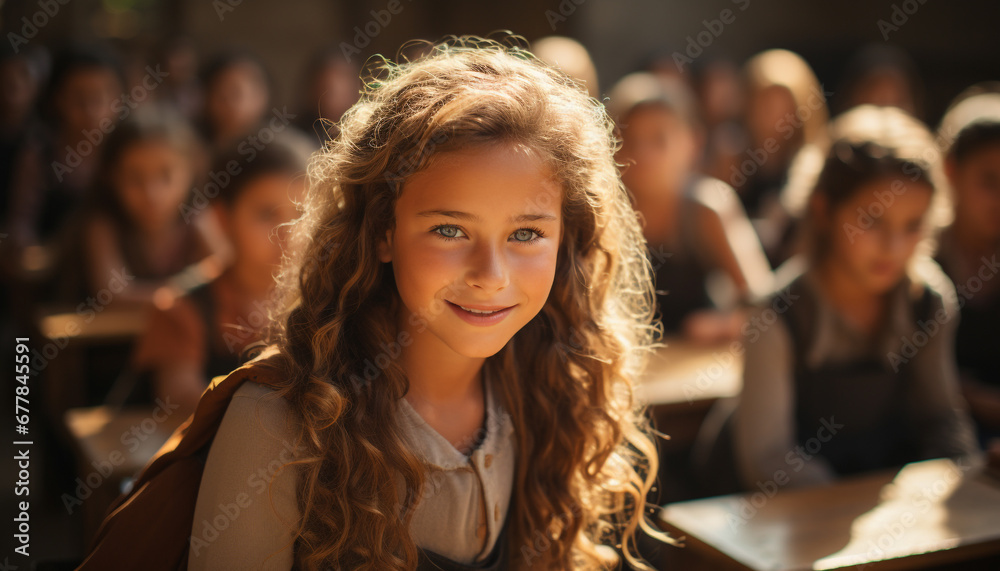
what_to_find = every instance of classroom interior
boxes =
[2,0,1000,569]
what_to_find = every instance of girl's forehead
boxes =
[395,143,563,214]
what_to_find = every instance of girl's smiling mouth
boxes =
[446,300,517,325]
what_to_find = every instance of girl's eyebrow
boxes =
[416,209,558,223]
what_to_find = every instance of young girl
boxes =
[729,105,979,489]
[188,36,674,570]
[934,90,1000,448]
[130,141,306,417]
[294,46,360,147]
[199,50,272,151]
[6,43,125,255]
[81,103,227,305]
[736,49,829,268]
[608,71,773,343]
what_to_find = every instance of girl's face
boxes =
[313,62,358,122]
[948,146,1000,243]
[616,106,698,199]
[849,69,915,116]
[221,173,303,273]
[747,84,797,145]
[113,139,192,231]
[379,142,564,358]
[56,67,122,135]
[824,176,932,293]
[207,62,268,140]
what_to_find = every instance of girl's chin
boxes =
[862,272,904,295]
[442,337,512,360]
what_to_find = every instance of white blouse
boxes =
[187,370,516,570]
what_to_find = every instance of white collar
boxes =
[397,367,515,470]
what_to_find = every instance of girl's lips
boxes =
[446,300,516,326]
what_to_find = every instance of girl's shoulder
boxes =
[223,380,300,445]
[211,348,301,455]
[685,174,741,214]
[190,369,301,568]
[905,256,959,322]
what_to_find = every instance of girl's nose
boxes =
[466,241,510,292]
[882,229,909,258]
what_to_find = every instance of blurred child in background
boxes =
[81,104,226,305]
[835,43,924,120]
[934,89,1000,449]
[131,140,306,416]
[736,49,829,268]
[531,35,600,99]
[295,47,360,147]
[199,50,271,152]
[153,36,203,122]
[693,56,748,190]
[6,43,124,255]
[609,72,772,343]
[730,105,978,490]
[0,44,44,220]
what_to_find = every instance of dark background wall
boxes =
[2,0,997,129]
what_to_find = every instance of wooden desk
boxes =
[64,404,189,542]
[65,405,188,478]
[658,458,1000,570]
[38,302,149,342]
[637,337,743,410]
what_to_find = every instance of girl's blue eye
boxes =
[433,225,464,240]
[512,228,539,242]
[430,224,546,243]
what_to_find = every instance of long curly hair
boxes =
[257,33,676,570]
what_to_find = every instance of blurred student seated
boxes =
[294,46,360,147]
[78,103,228,306]
[130,140,306,417]
[5,43,126,300]
[698,105,980,496]
[608,72,773,344]
[734,49,830,269]
[198,49,313,161]
[934,88,1000,449]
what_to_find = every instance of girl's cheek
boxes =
[512,247,559,283]
[833,221,875,261]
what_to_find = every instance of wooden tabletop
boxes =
[64,404,189,479]
[637,337,744,409]
[658,457,1000,570]
[38,303,149,342]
